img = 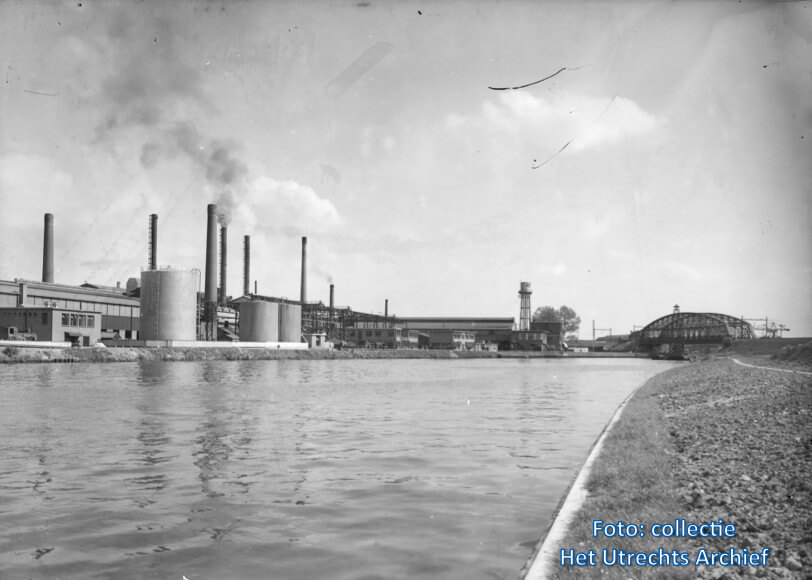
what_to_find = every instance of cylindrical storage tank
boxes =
[140,269,198,341]
[278,303,302,342]
[239,301,279,342]
[520,281,532,293]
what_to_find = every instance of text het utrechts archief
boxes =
[560,520,771,568]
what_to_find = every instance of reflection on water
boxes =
[0,358,668,579]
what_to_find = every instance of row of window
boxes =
[61,313,96,328]
[2,311,49,324]
[27,296,138,317]
[513,332,545,341]
[348,329,397,338]
[452,332,476,340]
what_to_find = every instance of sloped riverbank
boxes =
[528,341,811,579]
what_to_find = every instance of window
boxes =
[42,313,48,325]
[70,313,78,326]
[348,330,355,337]
[388,331,394,337]
[375,331,381,337]
[78,315,86,327]
[62,313,69,325]
[87,315,95,328]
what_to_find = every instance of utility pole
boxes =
[592,320,612,340]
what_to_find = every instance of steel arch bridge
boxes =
[638,312,756,350]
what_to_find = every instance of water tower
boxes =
[518,281,532,331]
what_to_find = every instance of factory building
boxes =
[424,329,477,350]
[0,279,140,339]
[4,211,546,351]
[0,213,141,341]
[0,306,101,345]
[343,324,420,348]
[530,321,564,351]
[400,317,514,350]
[346,326,400,347]
[509,330,548,351]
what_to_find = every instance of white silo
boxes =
[140,269,199,341]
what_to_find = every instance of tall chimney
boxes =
[42,213,54,283]
[243,235,250,296]
[385,299,388,318]
[204,204,218,304]
[329,284,335,310]
[300,236,307,303]
[149,214,158,270]
[219,225,228,306]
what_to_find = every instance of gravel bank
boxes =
[538,341,811,579]
[660,356,811,578]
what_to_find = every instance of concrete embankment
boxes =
[525,339,811,579]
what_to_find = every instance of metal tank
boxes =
[140,269,198,341]
[239,301,279,342]
[278,303,302,342]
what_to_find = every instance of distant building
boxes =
[346,326,403,348]
[510,330,548,351]
[426,329,476,350]
[303,332,330,348]
[0,306,101,346]
[401,329,419,348]
[530,321,563,350]
[475,342,498,352]
[566,340,606,352]
[400,317,514,349]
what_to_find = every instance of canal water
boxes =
[0,358,668,579]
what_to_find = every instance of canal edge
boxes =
[520,379,646,580]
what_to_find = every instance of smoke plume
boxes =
[140,122,248,226]
[90,7,247,225]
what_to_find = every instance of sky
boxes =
[1,0,810,338]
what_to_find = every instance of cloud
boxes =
[140,122,249,225]
[0,154,74,206]
[243,176,342,236]
[446,91,662,157]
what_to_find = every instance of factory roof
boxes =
[229,294,302,307]
[1,279,139,305]
[80,282,126,294]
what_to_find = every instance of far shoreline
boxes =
[0,345,653,364]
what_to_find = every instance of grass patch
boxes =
[548,366,695,579]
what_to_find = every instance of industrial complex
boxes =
[0,207,764,356]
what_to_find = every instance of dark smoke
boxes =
[91,7,247,226]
